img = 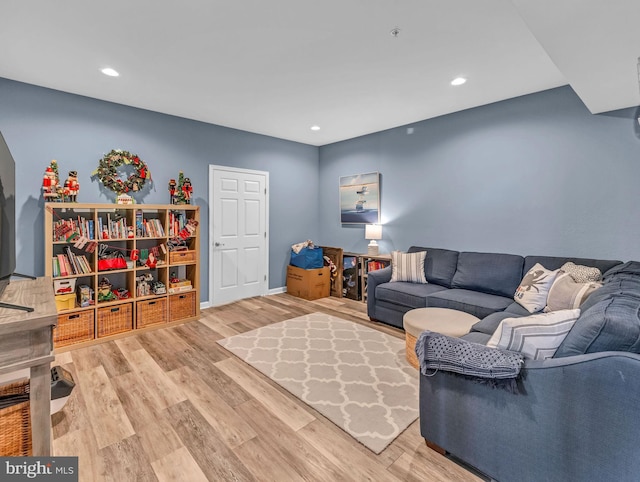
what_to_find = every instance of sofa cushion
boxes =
[555,296,640,357]
[487,309,581,360]
[390,250,427,283]
[504,302,531,316]
[460,331,492,345]
[544,272,602,312]
[426,289,513,319]
[451,252,524,298]
[523,255,621,276]
[408,246,459,288]
[513,263,558,313]
[375,282,447,309]
[471,311,521,336]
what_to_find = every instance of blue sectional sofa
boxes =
[368,247,640,481]
[367,246,620,329]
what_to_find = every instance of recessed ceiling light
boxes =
[451,77,467,86]
[310,125,321,131]
[101,67,120,77]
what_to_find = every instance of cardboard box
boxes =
[286,265,330,300]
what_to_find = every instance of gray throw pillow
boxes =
[390,250,427,283]
[544,272,602,312]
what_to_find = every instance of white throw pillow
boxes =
[560,262,602,283]
[513,263,558,313]
[390,250,427,283]
[486,309,581,360]
[544,272,602,312]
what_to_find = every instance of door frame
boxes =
[208,165,270,307]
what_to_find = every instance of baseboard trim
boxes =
[200,301,211,310]
[268,287,286,295]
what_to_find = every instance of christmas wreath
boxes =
[93,149,151,195]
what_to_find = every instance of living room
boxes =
[1,1,640,481]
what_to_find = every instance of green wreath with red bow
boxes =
[93,149,151,195]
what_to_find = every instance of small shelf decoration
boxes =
[171,171,193,204]
[93,149,151,204]
[63,170,80,202]
[42,160,61,201]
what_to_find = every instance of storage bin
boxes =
[169,250,196,264]
[0,380,31,456]
[136,298,168,328]
[53,278,76,295]
[97,303,133,338]
[55,293,76,311]
[54,310,95,347]
[170,291,196,321]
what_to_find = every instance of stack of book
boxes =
[52,247,92,276]
[53,216,94,241]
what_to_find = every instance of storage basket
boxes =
[136,298,168,328]
[97,303,133,338]
[0,380,32,456]
[55,310,95,347]
[169,250,196,264]
[170,291,196,321]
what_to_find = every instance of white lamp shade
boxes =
[365,224,382,240]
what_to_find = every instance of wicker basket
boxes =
[0,380,31,456]
[169,291,196,321]
[97,303,133,338]
[405,332,419,369]
[169,250,196,264]
[54,310,95,347]
[136,298,168,328]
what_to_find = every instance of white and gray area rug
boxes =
[217,312,419,453]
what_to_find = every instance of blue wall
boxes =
[0,78,319,301]
[4,79,639,303]
[319,86,640,262]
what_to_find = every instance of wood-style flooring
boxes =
[52,293,483,481]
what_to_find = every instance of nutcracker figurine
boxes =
[64,170,80,202]
[181,177,193,203]
[168,179,177,204]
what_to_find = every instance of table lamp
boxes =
[365,224,382,255]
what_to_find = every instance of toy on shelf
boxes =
[42,160,61,201]
[172,171,193,204]
[168,179,177,203]
[64,170,80,202]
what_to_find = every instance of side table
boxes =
[0,277,57,455]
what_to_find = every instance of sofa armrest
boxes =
[420,351,640,482]
[367,266,392,319]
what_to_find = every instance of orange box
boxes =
[286,265,330,301]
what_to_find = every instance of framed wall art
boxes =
[339,172,380,224]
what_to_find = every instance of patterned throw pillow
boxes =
[544,272,602,312]
[560,262,602,283]
[513,263,558,313]
[390,250,427,283]
[486,309,581,360]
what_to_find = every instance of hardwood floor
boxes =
[52,294,483,481]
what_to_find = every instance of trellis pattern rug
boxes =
[217,313,419,453]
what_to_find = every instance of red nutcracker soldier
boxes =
[168,179,177,204]
[181,178,193,204]
[64,170,80,202]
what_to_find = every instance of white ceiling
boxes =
[1,0,639,146]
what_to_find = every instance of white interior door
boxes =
[209,166,269,307]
